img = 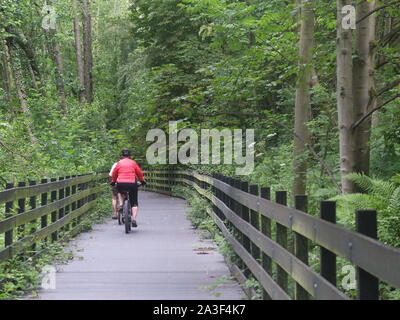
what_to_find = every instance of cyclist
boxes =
[111,149,146,227]
[109,160,120,219]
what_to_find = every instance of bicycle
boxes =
[117,182,143,234]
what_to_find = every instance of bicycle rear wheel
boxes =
[117,204,122,225]
[123,199,131,234]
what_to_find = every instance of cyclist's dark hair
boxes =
[121,149,131,158]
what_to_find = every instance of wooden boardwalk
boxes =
[35,191,244,300]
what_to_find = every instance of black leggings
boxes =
[117,183,138,207]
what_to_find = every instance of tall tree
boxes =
[337,0,356,194]
[293,0,315,196]
[82,0,94,103]
[353,0,376,177]
[45,0,67,113]
[1,42,13,102]
[73,0,85,103]
[6,40,38,144]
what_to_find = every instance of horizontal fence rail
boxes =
[0,173,108,264]
[143,170,400,300]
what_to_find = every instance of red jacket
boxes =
[111,158,144,183]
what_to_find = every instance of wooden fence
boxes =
[143,169,400,300]
[0,173,108,263]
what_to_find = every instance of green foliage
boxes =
[243,277,263,300]
[332,173,400,247]
[200,274,234,298]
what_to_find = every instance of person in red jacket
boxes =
[111,149,146,227]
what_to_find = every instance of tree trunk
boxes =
[1,42,13,101]
[48,35,67,113]
[73,0,85,103]
[6,30,41,81]
[6,41,38,145]
[293,0,314,196]
[83,0,94,104]
[54,41,67,111]
[353,1,376,177]
[45,0,67,114]
[337,0,356,194]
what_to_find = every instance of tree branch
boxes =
[352,93,400,129]
[380,25,400,47]
[357,1,400,25]
[377,78,400,96]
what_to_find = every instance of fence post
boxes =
[5,183,14,247]
[50,178,57,242]
[211,173,218,218]
[220,176,228,220]
[17,182,26,240]
[249,185,261,262]
[276,191,288,293]
[65,176,71,231]
[58,177,65,234]
[240,181,251,278]
[29,180,37,252]
[71,175,77,228]
[320,201,337,286]
[240,181,251,254]
[41,179,48,247]
[77,176,83,225]
[356,210,379,300]
[227,177,234,211]
[260,187,272,300]
[294,195,309,300]
[233,179,243,242]
[233,178,245,272]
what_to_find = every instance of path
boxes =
[35,191,245,300]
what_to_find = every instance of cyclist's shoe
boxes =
[132,220,137,228]
[112,216,117,220]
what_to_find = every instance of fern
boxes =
[346,173,396,197]
[388,186,400,214]
[333,173,400,247]
[331,193,386,211]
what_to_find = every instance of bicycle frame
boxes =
[117,190,132,233]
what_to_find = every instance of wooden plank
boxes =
[0,187,102,233]
[192,182,349,300]
[147,171,400,289]
[204,207,291,300]
[183,172,400,288]
[0,173,107,204]
[0,201,96,264]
